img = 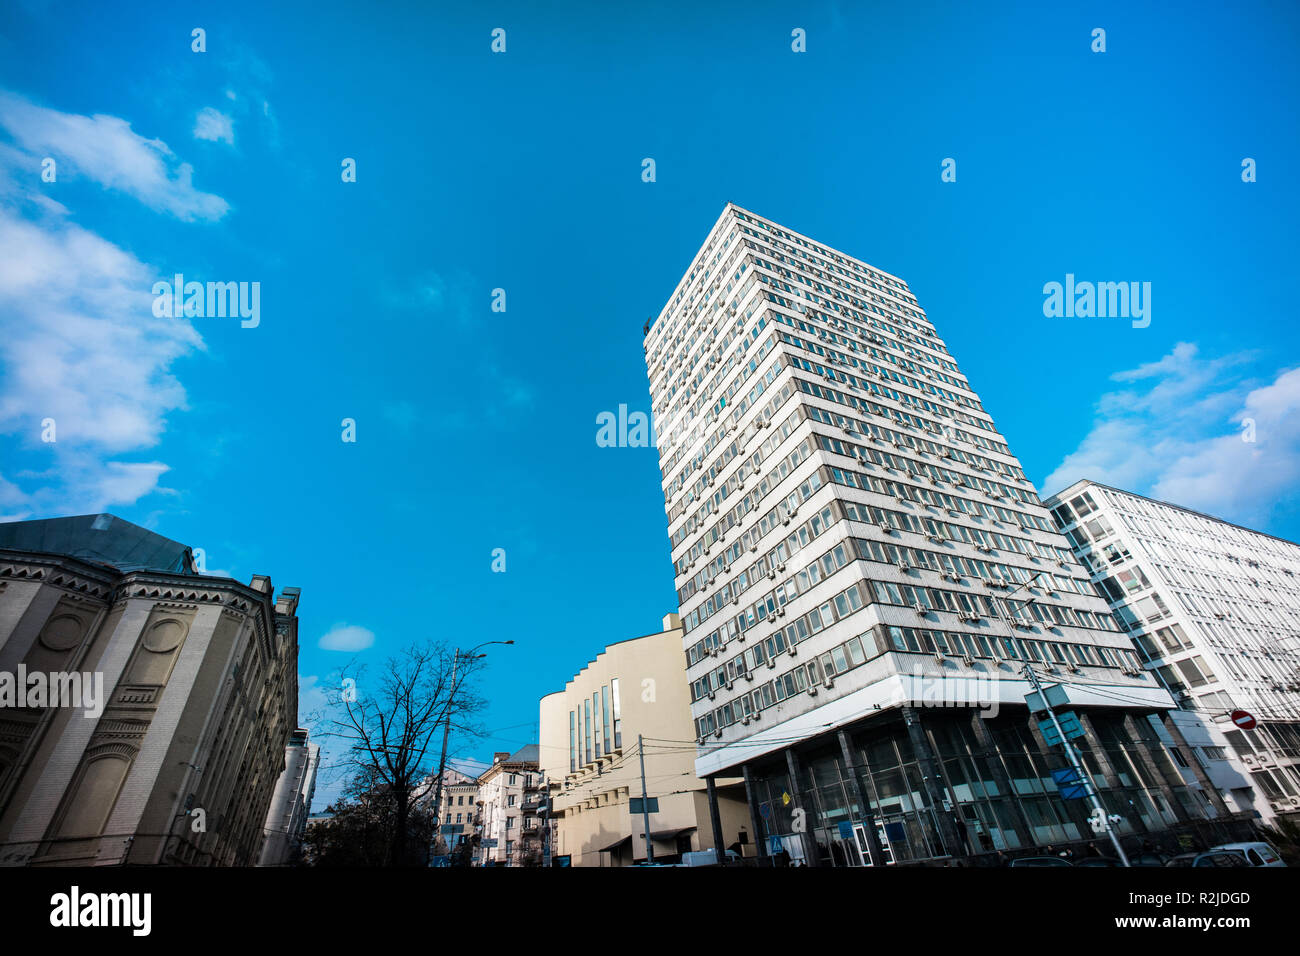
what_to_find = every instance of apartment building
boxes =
[1046,479,1300,822]
[538,614,750,866]
[641,204,1252,865]
[426,768,477,854]
[259,727,320,866]
[0,514,299,866]
[475,745,540,866]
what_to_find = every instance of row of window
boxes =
[682,488,1110,655]
[694,620,1145,738]
[568,679,623,773]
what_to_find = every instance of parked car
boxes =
[1074,856,1121,867]
[1190,850,1253,868]
[1210,842,1287,867]
[1008,856,1073,867]
[676,849,742,867]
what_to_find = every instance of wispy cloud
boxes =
[1044,343,1300,529]
[193,106,234,145]
[0,90,229,221]
[0,90,224,519]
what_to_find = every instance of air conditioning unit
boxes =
[929,535,945,544]
[715,728,724,738]
[725,679,734,691]
[768,657,777,669]
[807,685,818,696]
[880,523,893,535]
[775,607,786,618]
[708,690,716,700]
[914,603,928,615]
[741,716,751,725]
[788,644,798,657]
[962,653,975,666]
[696,735,707,745]
[744,671,755,682]
[898,560,910,571]
[823,676,834,689]
[709,646,721,657]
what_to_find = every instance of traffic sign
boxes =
[1230,709,1256,730]
[1038,710,1085,746]
[769,834,783,855]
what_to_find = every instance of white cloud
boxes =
[0,89,226,519]
[192,107,234,145]
[318,623,376,653]
[1044,343,1300,529]
[0,90,229,221]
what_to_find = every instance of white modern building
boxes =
[641,204,1255,864]
[259,728,320,865]
[1045,479,1300,823]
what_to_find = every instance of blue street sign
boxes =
[760,804,772,819]
[837,821,853,839]
[769,834,783,854]
[1058,782,1089,800]
[1038,710,1085,746]
[1051,767,1081,786]
[1025,684,1070,711]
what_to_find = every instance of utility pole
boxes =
[428,640,514,865]
[1023,661,1130,866]
[990,571,1129,866]
[637,734,654,864]
[429,648,463,847]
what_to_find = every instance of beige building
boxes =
[0,514,299,866]
[475,745,540,865]
[424,768,477,854]
[539,614,751,866]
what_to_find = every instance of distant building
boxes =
[1046,480,1300,823]
[475,746,539,866]
[421,767,478,855]
[539,614,751,866]
[259,728,320,866]
[0,514,300,866]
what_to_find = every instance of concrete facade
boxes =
[0,514,299,866]
[475,746,539,866]
[1046,479,1300,823]
[639,207,1255,863]
[259,728,320,866]
[538,615,751,866]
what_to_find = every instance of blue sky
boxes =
[1,1,1297,803]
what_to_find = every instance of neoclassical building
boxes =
[0,514,300,866]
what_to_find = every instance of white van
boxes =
[1210,842,1287,867]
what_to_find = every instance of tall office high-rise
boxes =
[1046,479,1300,824]
[642,205,1253,864]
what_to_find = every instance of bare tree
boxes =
[316,642,486,866]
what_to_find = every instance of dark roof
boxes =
[0,513,195,574]
[506,744,539,765]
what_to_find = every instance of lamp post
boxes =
[429,640,514,862]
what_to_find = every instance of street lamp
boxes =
[429,640,514,861]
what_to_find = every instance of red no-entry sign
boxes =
[1230,709,1257,730]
